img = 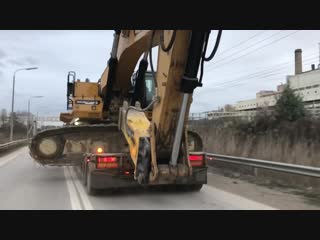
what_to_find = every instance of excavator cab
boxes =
[62,71,104,125]
[67,71,76,110]
[129,71,156,109]
[144,72,156,107]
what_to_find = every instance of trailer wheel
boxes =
[81,161,87,186]
[86,169,97,196]
[82,167,87,186]
[188,184,203,191]
[176,184,203,192]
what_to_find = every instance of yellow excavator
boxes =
[29,30,222,194]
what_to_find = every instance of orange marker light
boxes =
[97,147,103,153]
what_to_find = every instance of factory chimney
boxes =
[295,49,302,75]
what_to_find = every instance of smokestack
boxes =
[312,64,315,70]
[295,49,302,75]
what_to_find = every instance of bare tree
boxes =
[1,109,7,126]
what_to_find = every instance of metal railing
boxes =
[18,116,60,122]
[0,139,28,152]
[189,108,320,121]
[189,111,258,121]
[206,153,320,178]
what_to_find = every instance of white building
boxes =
[288,68,320,108]
[233,49,320,111]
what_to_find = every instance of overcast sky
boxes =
[0,30,320,117]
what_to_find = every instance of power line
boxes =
[209,30,301,70]
[207,30,284,67]
[318,42,320,67]
[211,52,318,78]
[208,76,284,93]
[205,55,319,88]
[212,70,289,89]
[214,30,267,57]
[207,56,319,90]
[211,60,317,91]
[209,62,317,93]
[206,30,301,71]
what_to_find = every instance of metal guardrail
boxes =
[189,108,320,121]
[189,111,259,121]
[206,153,320,178]
[0,139,28,152]
[18,116,60,122]
[0,139,319,178]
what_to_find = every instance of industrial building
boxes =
[232,48,320,111]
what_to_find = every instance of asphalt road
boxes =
[0,147,275,210]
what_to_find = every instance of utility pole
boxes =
[27,96,43,139]
[318,43,320,69]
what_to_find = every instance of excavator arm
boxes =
[100,30,218,184]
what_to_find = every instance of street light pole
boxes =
[10,67,38,142]
[28,98,30,124]
[10,72,16,142]
[27,98,30,138]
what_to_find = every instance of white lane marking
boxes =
[0,147,27,168]
[68,166,94,210]
[203,185,277,210]
[63,167,82,210]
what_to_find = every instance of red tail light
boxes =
[96,156,119,169]
[189,154,204,167]
[97,156,117,163]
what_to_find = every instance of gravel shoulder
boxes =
[207,167,320,210]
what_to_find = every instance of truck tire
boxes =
[176,184,203,192]
[86,169,97,196]
[81,162,87,186]
[188,184,203,192]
